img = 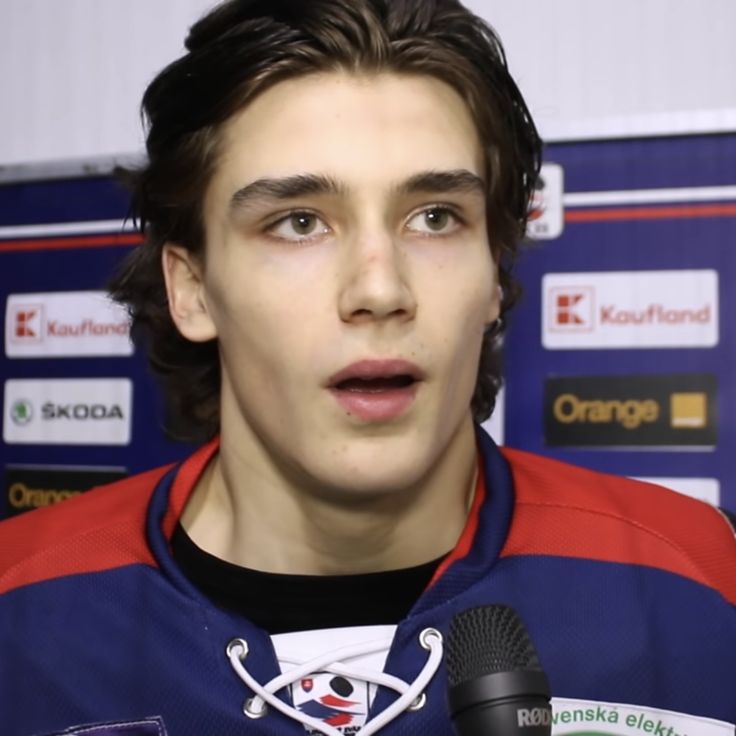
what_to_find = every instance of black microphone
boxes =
[446,605,552,735]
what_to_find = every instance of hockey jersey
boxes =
[0,430,734,735]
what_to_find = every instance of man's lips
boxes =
[327,360,424,421]
[327,359,425,389]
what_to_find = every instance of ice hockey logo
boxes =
[526,163,564,239]
[528,175,546,222]
[296,674,366,733]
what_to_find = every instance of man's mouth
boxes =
[327,360,424,421]
[334,375,417,393]
[328,359,424,388]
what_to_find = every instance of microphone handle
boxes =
[451,694,552,736]
[449,670,552,736]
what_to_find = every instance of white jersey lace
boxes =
[226,628,443,735]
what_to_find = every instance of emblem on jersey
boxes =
[292,673,368,734]
[271,624,395,735]
[46,717,168,736]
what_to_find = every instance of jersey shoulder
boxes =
[0,464,172,595]
[499,447,736,605]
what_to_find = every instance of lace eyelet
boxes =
[243,697,268,719]
[419,627,442,650]
[226,638,249,660]
[407,692,426,711]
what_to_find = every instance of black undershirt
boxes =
[171,523,446,634]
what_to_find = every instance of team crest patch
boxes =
[292,672,370,734]
[45,717,167,736]
[271,625,396,736]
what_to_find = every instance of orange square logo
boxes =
[670,393,707,429]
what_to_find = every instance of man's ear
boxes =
[161,244,218,342]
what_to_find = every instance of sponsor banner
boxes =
[5,290,133,358]
[3,465,127,517]
[544,374,716,447]
[542,270,718,349]
[527,163,564,240]
[634,477,720,506]
[3,378,133,445]
[551,697,733,736]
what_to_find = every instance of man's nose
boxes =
[337,230,417,325]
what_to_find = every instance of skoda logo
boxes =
[10,399,33,426]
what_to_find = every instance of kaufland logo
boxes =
[543,270,718,349]
[8,302,127,342]
[5,291,133,358]
[11,305,44,342]
[599,303,712,325]
[549,288,594,331]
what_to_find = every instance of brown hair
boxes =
[110,0,542,441]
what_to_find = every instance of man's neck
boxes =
[180,421,478,575]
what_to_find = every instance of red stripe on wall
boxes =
[0,233,142,253]
[2,202,733,250]
[565,202,736,223]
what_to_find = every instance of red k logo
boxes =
[547,287,594,332]
[16,310,37,337]
[556,293,585,324]
[10,305,43,342]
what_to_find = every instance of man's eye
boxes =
[267,212,330,241]
[406,207,461,235]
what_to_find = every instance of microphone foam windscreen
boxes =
[446,605,543,687]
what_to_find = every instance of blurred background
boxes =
[1,0,735,517]
[1,0,736,162]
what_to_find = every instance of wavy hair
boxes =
[109,0,542,440]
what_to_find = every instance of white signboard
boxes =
[3,378,133,445]
[5,291,133,358]
[542,270,718,349]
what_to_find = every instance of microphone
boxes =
[446,605,552,735]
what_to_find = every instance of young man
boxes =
[1,1,734,734]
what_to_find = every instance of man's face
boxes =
[189,71,498,495]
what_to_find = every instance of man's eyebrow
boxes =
[229,174,345,212]
[229,169,485,213]
[397,169,486,196]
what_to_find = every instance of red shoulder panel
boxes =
[163,438,219,538]
[0,465,171,595]
[0,440,221,596]
[500,448,736,605]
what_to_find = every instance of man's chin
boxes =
[303,440,438,499]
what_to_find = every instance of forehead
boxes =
[208,71,484,202]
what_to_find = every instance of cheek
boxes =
[204,261,330,383]
[418,258,496,397]
[425,254,496,331]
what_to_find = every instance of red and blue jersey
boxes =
[1,431,734,735]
